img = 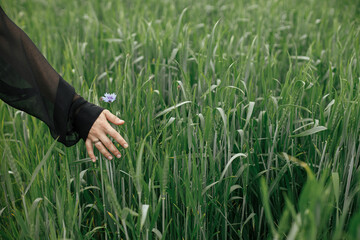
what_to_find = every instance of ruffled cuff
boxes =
[71,96,104,141]
[55,77,103,146]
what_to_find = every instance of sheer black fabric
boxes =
[0,6,104,146]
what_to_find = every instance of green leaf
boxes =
[219,153,247,181]
[154,101,192,118]
[332,172,340,204]
[140,204,149,230]
[260,177,278,238]
[24,140,57,196]
[291,126,327,137]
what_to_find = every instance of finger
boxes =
[107,128,129,149]
[99,134,122,158]
[94,141,113,160]
[104,110,125,125]
[85,139,96,162]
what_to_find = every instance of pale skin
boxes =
[85,109,128,162]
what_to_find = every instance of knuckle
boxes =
[111,130,119,138]
[103,139,112,146]
[101,149,109,156]
[95,144,104,151]
[110,145,118,152]
[90,127,100,134]
[100,121,109,128]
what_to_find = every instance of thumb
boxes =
[104,110,125,125]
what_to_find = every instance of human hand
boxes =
[85,109,128,162]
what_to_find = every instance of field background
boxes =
[1,0,360,239]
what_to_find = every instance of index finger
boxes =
[104,110,125,125]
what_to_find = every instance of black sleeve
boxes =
[0,6,104,147]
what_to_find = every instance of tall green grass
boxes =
[1,0,360,239]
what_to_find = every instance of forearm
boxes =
[0,6,103,146]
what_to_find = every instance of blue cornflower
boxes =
[101,93,117,103]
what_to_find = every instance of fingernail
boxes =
[116,154,121,158]
[117,119,124,124]
[124,143,128,148]
[92,158,96,162]
[108,156,113,160]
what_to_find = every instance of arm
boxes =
[0,7,128,161]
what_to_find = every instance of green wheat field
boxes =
[1,0,360,239]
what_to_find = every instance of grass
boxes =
[1,0,360,239]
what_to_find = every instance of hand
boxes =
[85,109,128,162]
